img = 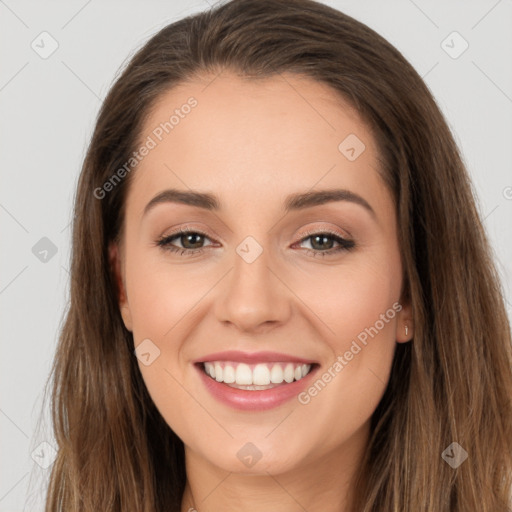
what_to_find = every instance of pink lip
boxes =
[194,361,320,411]
[193,350,318,364]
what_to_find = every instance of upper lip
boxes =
[193,350,318,365]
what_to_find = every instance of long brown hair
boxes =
[41,0,512,510]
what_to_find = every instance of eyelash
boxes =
[155,227,355,258]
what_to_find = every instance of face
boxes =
[110,71,413,477]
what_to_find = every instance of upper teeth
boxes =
[203,361,312,385]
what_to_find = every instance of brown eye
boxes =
[156,229,214,255]
[296,231,355,257]
[309,234,336,250]
[177,232,206,249]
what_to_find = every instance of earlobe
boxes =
[108,241,133,332]
[396,300,414,343]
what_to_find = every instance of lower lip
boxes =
[195,363,319,411]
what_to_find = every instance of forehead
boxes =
[127,71,387,218]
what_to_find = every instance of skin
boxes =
[110,70,413,512]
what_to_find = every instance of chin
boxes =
[197,438,309,476]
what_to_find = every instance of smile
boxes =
[202,361,313,389]
[194,360,320,410]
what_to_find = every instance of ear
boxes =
[395,299,413,343]
[108,241,133,332]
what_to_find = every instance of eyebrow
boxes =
[143,188,376,219]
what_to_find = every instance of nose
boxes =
[213,242,292,333]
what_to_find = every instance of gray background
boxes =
[1,0,511,510]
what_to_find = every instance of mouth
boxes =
[193,359,321,410]
[197,360,317,390]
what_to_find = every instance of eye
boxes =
[156,228,214,256]
[155,227,355,258]
[295,229,355,257]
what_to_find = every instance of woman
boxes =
[43,0,512,510]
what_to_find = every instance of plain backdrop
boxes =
[1,0,511,510]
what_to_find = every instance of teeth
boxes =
[214,362,223,382]
[284,363,295,383]
[202,361,313,386]
[223,364,236,384]
[270,364,283,384]
[253,364,270,385]
[236,363,252,385]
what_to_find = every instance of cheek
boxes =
[291,246,402,347]
[124,249,197,436]
[124,245,195,342]
[337,268,399,343]
[290,247,401,411]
